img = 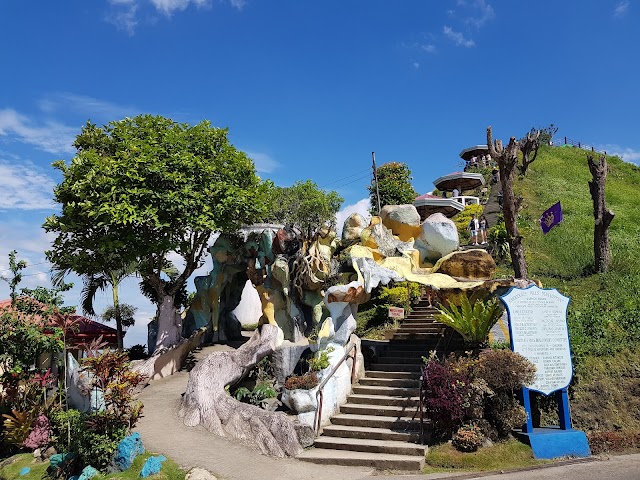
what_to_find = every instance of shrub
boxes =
[587,431,640,454]
[485,393,528,438]
[23,414,50,450]
[50,409,128,471]
[488,220,509,260]
[422,354,469,438]
[81,350,145,429]
[126,344,147,360]
[234,383,277,409]
[474,349,536,392]
[452,424,484,452]
[307,347,334,372]
[284,372,319,390]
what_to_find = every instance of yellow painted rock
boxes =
[431,249,497,280]
[380,204,422,242]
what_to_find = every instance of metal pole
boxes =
[372,151,382,214]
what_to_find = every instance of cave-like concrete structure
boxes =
[179,205,520,456]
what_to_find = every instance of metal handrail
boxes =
[313,341,358,435]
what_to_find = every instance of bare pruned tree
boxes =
[487,126,529,279]
[587,154,615,273]
[518,129,541,175]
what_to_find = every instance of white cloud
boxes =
[614,0,630,18]
[106,1,139,35]
[149,0,210,16]
[0,109,76,154]
[0,159,57,210]
[443,26,475,47]
[245,151,280,174]
[598,144,640,164]
[421,44,437,54]
[464,0,495,28]
[229,0,246,9]
[335,198,371,237]
[38,93,137,121]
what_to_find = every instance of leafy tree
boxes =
[19,283,75,314]
[102,303,137,329]
[44,115,269,350]
[263,180,343,236]
[1,250,27,305]
[367,162,417,214]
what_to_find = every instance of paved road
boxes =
[387,454,640,480]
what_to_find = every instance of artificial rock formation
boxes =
[178,324,312,457]
[418,212,460,262]
[341,213,368,245]
[432,249,496,280]
[380,204,422,242]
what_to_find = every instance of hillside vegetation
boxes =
[505,144,640,432]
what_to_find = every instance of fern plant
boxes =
[435,294,503,347]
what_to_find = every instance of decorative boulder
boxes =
[272,341,309,385]
[140,455,166,478]
[360,218,398,258]
[48,453,77,474]
[419,213,459,261]
[66,353,104,412]
[380,204,422,242]
[281,386,318,413]
[342,213,368,245]
[78,465,98,480]
[112,432,145,472]
[432,249,496,280]
[186,468,218,480]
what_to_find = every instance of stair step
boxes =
[330,413,420,430]
[369,363,423,373]
[341,403,419,417]
[393,333,448,340]
[352,385,420,397]
[359,377,418,388]
[365,370,418,380]
[297,449,425,470]
[347,394,420,407]
[313,436,427,456]
[375,356,424,365]
[321,424,421,442]
[395,328,444,334]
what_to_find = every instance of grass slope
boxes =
[504,145,640,433]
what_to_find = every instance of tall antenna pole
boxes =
[372,151,382,214]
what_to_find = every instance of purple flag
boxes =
[540,201,563,234]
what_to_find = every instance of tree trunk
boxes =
[155,293,182,351]
[487,127,529,279]
[178,324,310,457]
[112,284,124,350]
[518,130,540,176]
[587,154,615,273]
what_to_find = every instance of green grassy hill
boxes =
[500,144,640,432]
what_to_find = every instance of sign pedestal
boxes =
[513,387,590,459]
[501,286,591,460]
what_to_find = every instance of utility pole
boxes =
[372,151,381,214]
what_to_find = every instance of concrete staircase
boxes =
[297,298,464,470]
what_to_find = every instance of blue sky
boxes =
[0,0,638,346]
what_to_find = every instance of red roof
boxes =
[415,193,440,201]
[0,298,121,345]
